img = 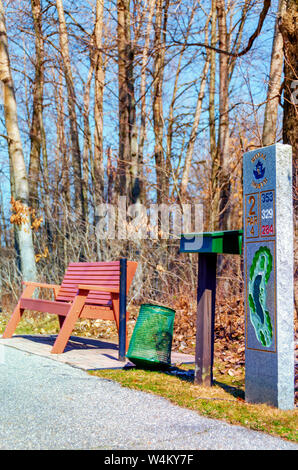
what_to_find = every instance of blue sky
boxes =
[0,0,280,232]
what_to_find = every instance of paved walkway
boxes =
[0,344,297,450]
[0,334,195,370]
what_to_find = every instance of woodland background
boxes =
[0,0,297,366]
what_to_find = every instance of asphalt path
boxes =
[0,345,297,450]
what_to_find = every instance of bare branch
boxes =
[169,0,271,58]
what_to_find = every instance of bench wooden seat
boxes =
[2,260,137,354]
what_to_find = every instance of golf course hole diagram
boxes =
[248,246,273,347]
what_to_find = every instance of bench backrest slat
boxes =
[56,261,121,306]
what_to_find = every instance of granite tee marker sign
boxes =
[243,144,294,409]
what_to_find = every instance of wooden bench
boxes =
[2,259,138,355]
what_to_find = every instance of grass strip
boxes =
[89,364,298,443]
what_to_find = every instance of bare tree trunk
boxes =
[280,0,298,159]
[82,62,94,219]
[210,0,250,231]
[0,0,37,281]
[209,0,220,231]
[93,0,105,206]
[117,0,130,196]
[107,147,115,204]
[129,66,139,205]
[127,4,138,206]
[56,0,85,220]
[153,0,169,204]
[116,0,139,205]
[29,0,53,250]
[180,12,210,198]
[28,0,45,210]
[262,0,286,146]
[180,57,210,199]
[55,71,70,208]
[279,0,298,317]
[217,0,231,230]
[228,0,251,79]
[139,0,155,204]
[167,4,197,200]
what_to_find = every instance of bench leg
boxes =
[2,302,24,338]
[51,290,88,354]
[2,285,35,339]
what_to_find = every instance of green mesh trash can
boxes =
[126,304,176,370]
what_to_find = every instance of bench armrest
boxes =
[22,282,60,299]
[78,284,120,294]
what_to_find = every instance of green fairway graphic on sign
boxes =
[248,246,273,347]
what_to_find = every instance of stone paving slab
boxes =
[0,334,195,371]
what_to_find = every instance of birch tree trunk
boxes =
[0,0,37,281]
[262,0,286,146]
